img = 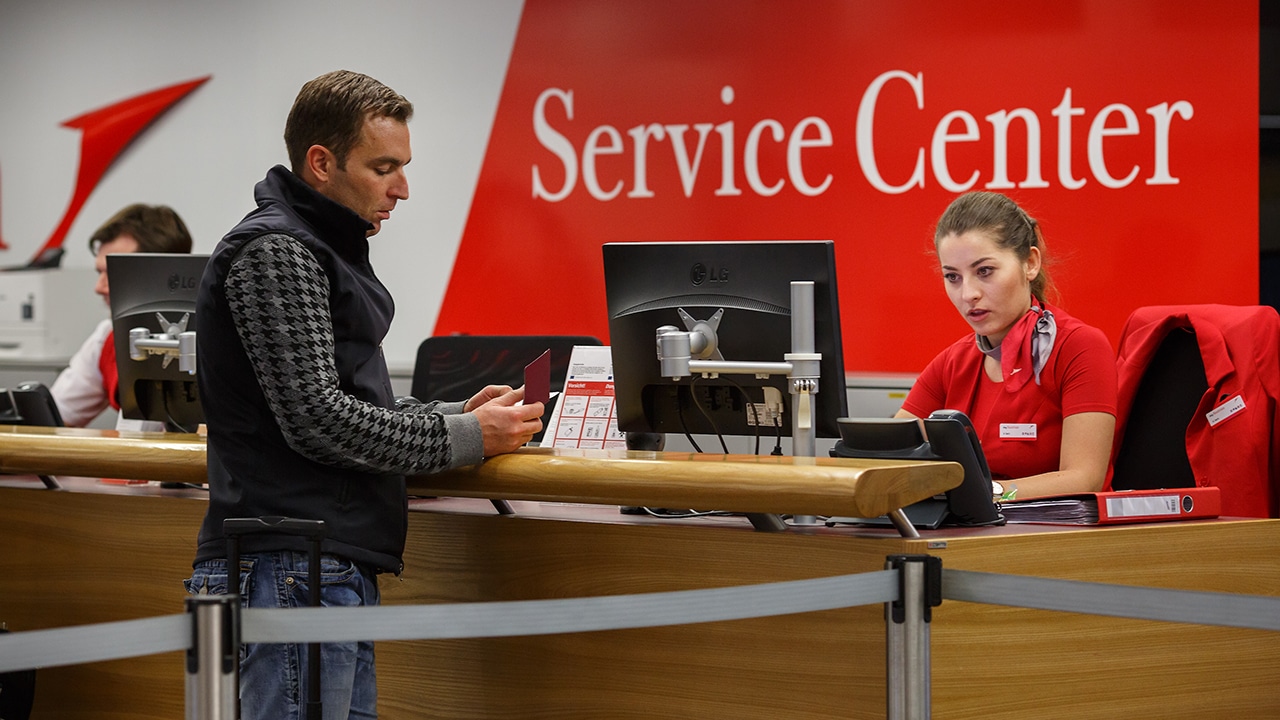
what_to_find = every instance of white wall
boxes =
[0,0,524,369]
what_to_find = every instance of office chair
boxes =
[410,334,603,514]
[1110,305,1280,517]
[1111,327,1204,490]
[411,334,603,444]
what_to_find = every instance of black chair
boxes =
[411,334,602,444]
[410,335,602,514]
[1111,327,1206,490]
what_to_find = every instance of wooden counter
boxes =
[0,425,207,484]
[1,429,1277,719]
[0,425,963,519]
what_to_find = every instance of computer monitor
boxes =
[603,240,847,442]
[107,253,209,431]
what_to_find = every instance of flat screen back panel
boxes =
[107,253,209,428]
[604,240,846,438]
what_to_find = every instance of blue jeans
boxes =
[186,552,380,719]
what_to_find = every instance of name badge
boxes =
[999,423,1037,440]
[1206,395,1246,427]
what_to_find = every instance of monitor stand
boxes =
[621,432,787,531]
[746,512,787,532]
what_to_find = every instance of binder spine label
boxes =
[1105,494,1181,518]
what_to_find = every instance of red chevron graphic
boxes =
[0,76,210,263]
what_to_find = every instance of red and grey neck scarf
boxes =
[975,299,1057,393]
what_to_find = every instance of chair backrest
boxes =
[1110,304,1280,517]
[411,335,603,442]
[1111,327,1205,490]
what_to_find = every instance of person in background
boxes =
[896,191,1117,502]
[187,70,543,718]
[49,203,193,427]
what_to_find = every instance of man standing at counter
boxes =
[187,70,544,718]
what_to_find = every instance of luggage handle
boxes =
[223,516,326,720]
[224,516,327,541]
[223,516,327,602]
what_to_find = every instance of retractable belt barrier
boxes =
[3,562,1280,717]
[0,570,899,674]
[943,569,1280,632]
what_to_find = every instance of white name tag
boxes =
[1206,394,1246,427]
[999,423,1037,439]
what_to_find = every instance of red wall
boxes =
[437,0,1259,374]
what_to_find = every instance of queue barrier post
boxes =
[886,554,942,720]
[184,593,238,720]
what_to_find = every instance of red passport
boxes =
[523,349,551,406]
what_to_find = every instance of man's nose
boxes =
[392,170,409,200]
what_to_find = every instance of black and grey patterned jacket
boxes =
[193,166,482,573]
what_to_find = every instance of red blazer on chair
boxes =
[1110,305,1280,517]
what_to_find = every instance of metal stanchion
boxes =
[885,555,941,720]
[185,594,238,720]
[788,281,823,527]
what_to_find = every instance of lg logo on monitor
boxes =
[167,273,198,292]
[689,262,729,286]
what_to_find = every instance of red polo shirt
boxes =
[902,304,1117,480]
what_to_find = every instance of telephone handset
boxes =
[919,410,1002,525]
[829,409,1004,528]
[0,381,64,427]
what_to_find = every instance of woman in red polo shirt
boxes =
[897,192,1117,501]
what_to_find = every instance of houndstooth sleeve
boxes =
[223,234,481,474]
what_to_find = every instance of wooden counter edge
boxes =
[0,426,961,518]
[413,448,962,518]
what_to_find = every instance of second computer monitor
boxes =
[108,253,209,431]
[603,240,847,440]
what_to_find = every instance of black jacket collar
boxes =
[254,165,374,263]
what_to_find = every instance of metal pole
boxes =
[886,555,939,720]
[887,508,921,539]
[185,594,238,720]
[789,281,821,525]
[886,581,906,720]
[789,281,817,460]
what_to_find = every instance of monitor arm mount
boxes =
[129,312,197,375]
[654,281,822,530]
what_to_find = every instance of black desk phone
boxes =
[829,410,1004,529]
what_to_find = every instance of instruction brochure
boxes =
[541,345,627,449]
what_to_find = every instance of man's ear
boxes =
[304,144,336,185]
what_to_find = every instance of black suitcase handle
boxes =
[223,517,326,720]
[223,516,327,600]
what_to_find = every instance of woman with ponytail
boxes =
[896,192,1117,501]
